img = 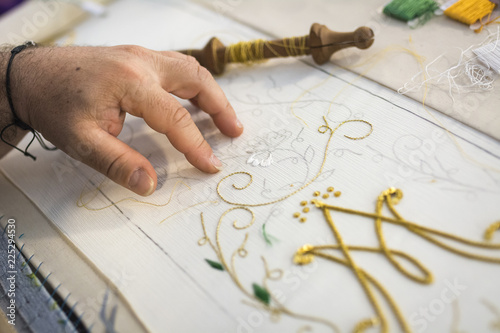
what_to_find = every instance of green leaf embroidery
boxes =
[262,224,279,246]
[205,259,224,271]
[252,283,270,305]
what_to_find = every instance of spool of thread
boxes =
[442,0,496,25]
[473,41,500,73]
[383,0,439,25]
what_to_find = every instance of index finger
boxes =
[153,56,244,138]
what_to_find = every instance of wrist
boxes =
[0,44,35,157]
[6,43,40,129]
[0,47,11,125]
[0,47,16,141]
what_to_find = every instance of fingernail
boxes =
[210,154,223,171]
[129,168,155,196]
[236,118,244,129]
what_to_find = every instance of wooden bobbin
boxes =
[178,23,374,75]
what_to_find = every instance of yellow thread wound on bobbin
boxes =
[225,36,309,65]
[226,39,266,64]
[444,0,495,25]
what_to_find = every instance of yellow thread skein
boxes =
[444,0,496,25]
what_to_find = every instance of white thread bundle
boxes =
[398,27,500,101]
[473,40,500,74]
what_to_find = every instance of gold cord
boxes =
[294,187,500,332]
[484,221,500,241]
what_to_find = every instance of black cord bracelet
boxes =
[1,41,56,160]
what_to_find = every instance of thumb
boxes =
[74,126,157,196]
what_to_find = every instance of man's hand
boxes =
[0,45,243,196]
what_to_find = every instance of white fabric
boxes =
[1,1,500,332]
[193,0,500,141]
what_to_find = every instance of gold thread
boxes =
[216,118,372,207]
[353,317,379,333]
[481,299,500,330]
[297,325,313,333]
[474,13,500,33]
[224,36,309,65]
[159,200,218,224]
[198,211,339,331]
[295,188,500,332]
[450,300,464,333]
[77,178,191,211]
[262,256,283,281]
[322,207,391,332]
[484,221,500,241]
[238,233,249,257]
[322,202,500,251]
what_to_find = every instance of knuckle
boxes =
[193,135,207,152]
[113,59,144,82]
[115,45,150,58]
[122,73,152,108]
[185,135,208,159]
[196,65,212,82]
[185,55,200,65]
[104,151,128,180]
[169,106,192,129]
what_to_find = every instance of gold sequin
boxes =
[327,187,334,192]
[300,217,307,223]
[334,191,341,197]
[300,201,307,206]
[303,207,310,213]
[322,193,330,199]
[293,212,300,218]
[313,191,320,197]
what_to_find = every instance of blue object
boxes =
[0,0,25,16]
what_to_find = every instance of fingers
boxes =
[152,55,244,138]
[75,125,157,196]
[131,86,222,173]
